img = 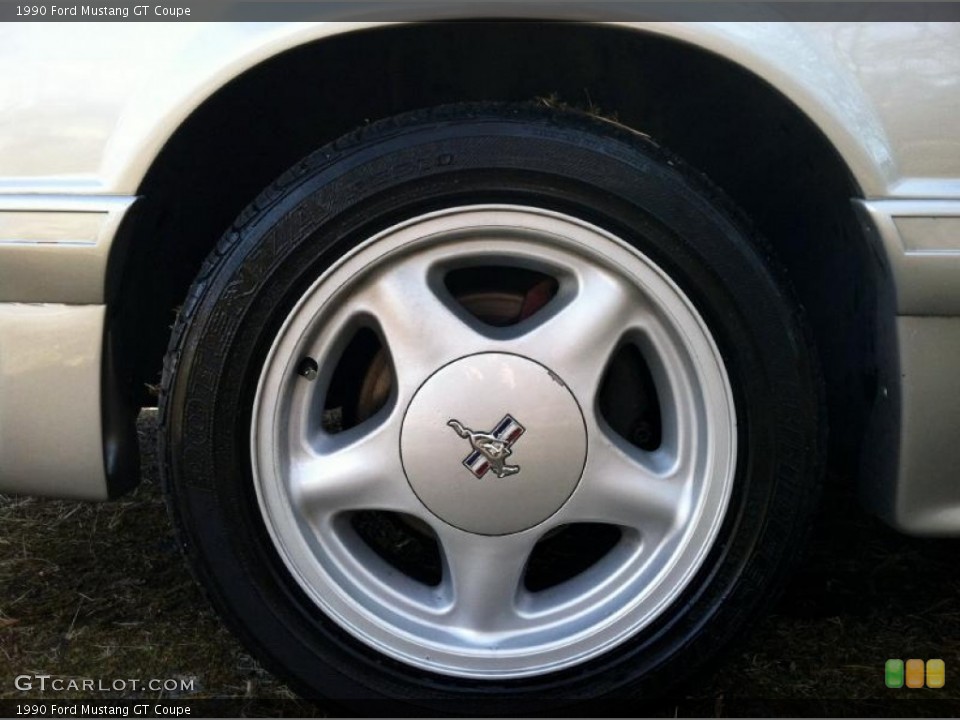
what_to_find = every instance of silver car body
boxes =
[0,21,958,534]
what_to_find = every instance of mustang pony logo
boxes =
[447,415,525,479]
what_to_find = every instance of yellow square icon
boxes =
[927,659,945,689]
[906,659,925,688]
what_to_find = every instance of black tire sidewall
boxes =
[161,106,822,708]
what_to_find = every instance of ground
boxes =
[0,410,958,716]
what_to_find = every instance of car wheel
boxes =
[160,104,823,710]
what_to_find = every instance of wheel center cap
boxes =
[401,353,587,535]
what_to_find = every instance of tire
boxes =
[160,104,823,711]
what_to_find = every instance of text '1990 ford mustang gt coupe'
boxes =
[1,16,958,710]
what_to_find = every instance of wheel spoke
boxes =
[354,256,488,396]
[511,265,645,397]
[560,432,688,539]
[436,527,535,635]
[291,420,421,520]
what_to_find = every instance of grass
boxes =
[1,410,959,716]
[0,411,294,706]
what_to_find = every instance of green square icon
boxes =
[886,658,905,688]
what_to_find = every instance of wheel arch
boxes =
[107,21,890,493]
[99,23,894,197]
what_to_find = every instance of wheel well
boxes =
[110,22,878,473]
